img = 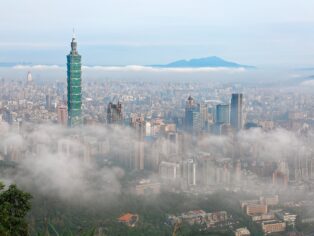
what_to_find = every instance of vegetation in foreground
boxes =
[0,174,273,236]
[0,182,32,236]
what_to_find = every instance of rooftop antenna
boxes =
[72,28,76,40]
[71,28,77,53]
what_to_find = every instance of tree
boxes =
[0,182,32,236]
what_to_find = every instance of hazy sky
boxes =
[1,0,314,67]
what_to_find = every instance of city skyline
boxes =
[2,1,314,235]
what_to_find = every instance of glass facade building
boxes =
[67,36,82,127]
[216,104,230,124]
[185,96,202,134]
[230,93,243,131]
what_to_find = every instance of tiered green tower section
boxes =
[67,36,82,127]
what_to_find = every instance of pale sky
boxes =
[1,0,314,67]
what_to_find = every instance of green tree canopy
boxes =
[0,182,32,236]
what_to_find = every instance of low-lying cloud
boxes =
[11,64,246,73]
[0,121,313,205]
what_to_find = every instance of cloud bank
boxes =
[0,120,313,206]
[11,64,246,73]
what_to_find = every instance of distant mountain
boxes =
[302,75,314,81]
[151,56,254,68]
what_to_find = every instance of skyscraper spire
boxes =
[71,29,78,55]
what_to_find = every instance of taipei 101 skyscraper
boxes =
[67,32,82,127]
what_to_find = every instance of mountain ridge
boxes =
[151,56,255,68]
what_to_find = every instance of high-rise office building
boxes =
[199,103,208,129]
[130,114,145,170]
[67,33,82,127]
[185,96,202,134]
[46,94,52,111]
[107,101,123,124]
[183,159,197,186]
[2,108,13,124]
[230,94,243,131]
[57,105,68,126]
[215,104,230,124]
[212,104,231,135]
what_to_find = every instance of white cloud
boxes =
[300,80,314,87]
[11,64,246,73]
[0,42,64,49]
[13,65,62,70]
[81,65,246,73]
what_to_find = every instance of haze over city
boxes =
[1,1,314,236]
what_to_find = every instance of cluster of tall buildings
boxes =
[184,93,243,136]
[63,35,245,136]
